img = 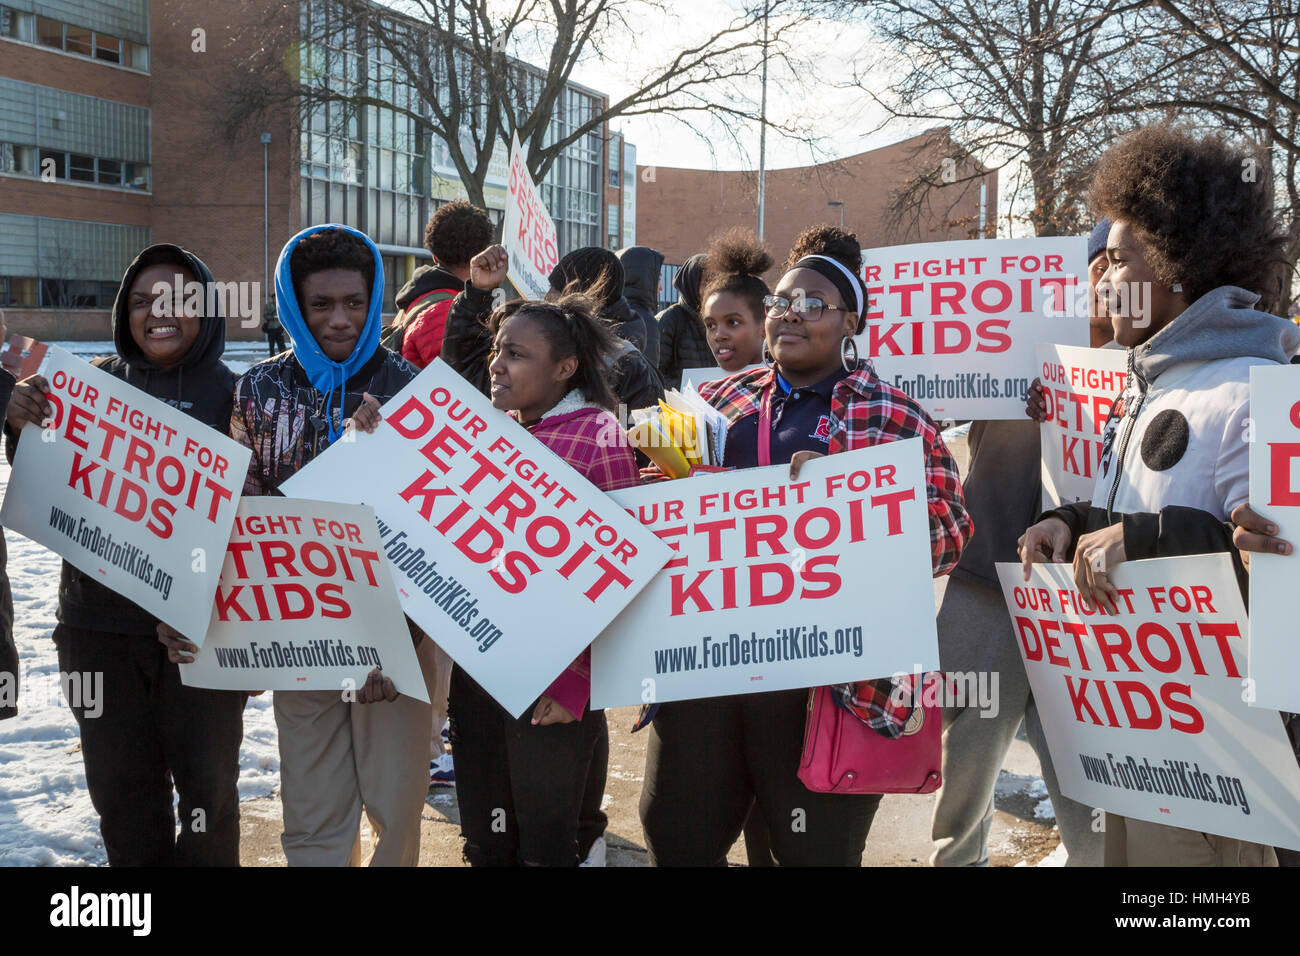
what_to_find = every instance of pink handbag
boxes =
[797,684,942,795]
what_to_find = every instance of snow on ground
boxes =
[0,342,282,866]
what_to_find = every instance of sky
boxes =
[534,0,926,171]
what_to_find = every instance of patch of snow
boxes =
[0,457,280,866]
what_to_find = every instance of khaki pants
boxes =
[274,638,437,866]
[429,642,453,755]
[1104,814,1278,867]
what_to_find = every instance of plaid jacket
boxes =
[525,393,640,718]
[699,361,972,737]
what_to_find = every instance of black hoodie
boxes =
[655,253,711,389]
[7,244,238,636]
[617,246,665,367]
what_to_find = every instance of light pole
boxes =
[828,200,844,229]
[260,132,271,311]
[757,1,769,241]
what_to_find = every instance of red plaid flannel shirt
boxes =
[699,362,972,737]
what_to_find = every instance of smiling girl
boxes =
[637,226,971,866]
[448,245,640,867]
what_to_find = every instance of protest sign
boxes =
[996,555,1300,849]
[502,132,559,300]
[0,346,248,643]
[855,237,1089,419]
[1036,343,1128,510]
[282,358,672,716]
[590,439,938,707]
[1246,363,1300,712]
[181,497,428,701]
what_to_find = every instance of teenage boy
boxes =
[5,245,246,865]
[218,224,435,866]
[389,200,494,368]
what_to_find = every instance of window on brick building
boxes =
[64,23,91,56]
[35,15,60,48]
[68,153,95,182]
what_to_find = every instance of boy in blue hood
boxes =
[5,243,247,866]
[221,224,436,866]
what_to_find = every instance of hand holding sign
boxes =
[1017,515,1071,580]
[6,375,52,431]
[1230,502,1291,570]
[157,622,198,664]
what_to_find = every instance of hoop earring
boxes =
[841,335,859,373]
[762,340,775,368]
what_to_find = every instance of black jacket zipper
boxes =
[1105,350,1148,524]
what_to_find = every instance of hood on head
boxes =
[112,243,226,371]
[1133,285,1300,383]
[674,253,706,314]
[549,247,625,307]
[274,223,385,442]
[396,263,461,310]
[617,246,665,310]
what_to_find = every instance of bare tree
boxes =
[819,0,1145,237]
[214,0,817,213]
[1130,0,1300,309]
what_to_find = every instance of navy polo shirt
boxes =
[724,367,847,468]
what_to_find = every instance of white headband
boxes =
[796,254,865,318]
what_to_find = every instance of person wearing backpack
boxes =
[385,201,495,366]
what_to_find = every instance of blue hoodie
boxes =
[274,223,385,442]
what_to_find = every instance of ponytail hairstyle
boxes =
[488,294,620,411]
[701,228,773,321]
[785,225,867,333]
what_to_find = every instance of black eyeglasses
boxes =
[763,294,852,322]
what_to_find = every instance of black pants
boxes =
[448,664,606,866]
[53,626,245,866]
[266,329,286,355]
[640,689,881,866]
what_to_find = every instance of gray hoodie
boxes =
[1095,286,1300,523]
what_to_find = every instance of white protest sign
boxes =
[282,358,672,717]
[855,237,1089,420]
[1036,343,1128,510]
[1247,363,1300,712]
[591,439,938,707]
[996,555,1300,849]
[502,132,559,300]
[0,346,249,644]
[181,498,428,700]
[680,364,763,392]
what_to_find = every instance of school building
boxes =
[0,0,638,340]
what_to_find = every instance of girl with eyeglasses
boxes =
[445,246,641,866]
[637,225,972,866]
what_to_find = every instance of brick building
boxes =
[636,130,997,305]
[0,0,636,341]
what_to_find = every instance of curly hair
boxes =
[488,295,619,411]
[423,201,495,267]
[784,224,867,332]
[1090,125,1288,310]
[702,228,772,321]
[289,228,375,303]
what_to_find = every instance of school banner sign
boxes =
[282,358,672,717]
[0,346,249,644]
[502,132,559,300]
[590,439,938,707]
[181,498,428,700]
[856,237,1089,420]
[1246,364,1300,712]
[995,555,1300,850]
[1036,343,1128,510]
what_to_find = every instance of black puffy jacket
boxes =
[1,369,15,719]
[655,254,712,389]
[617,246,665,368]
